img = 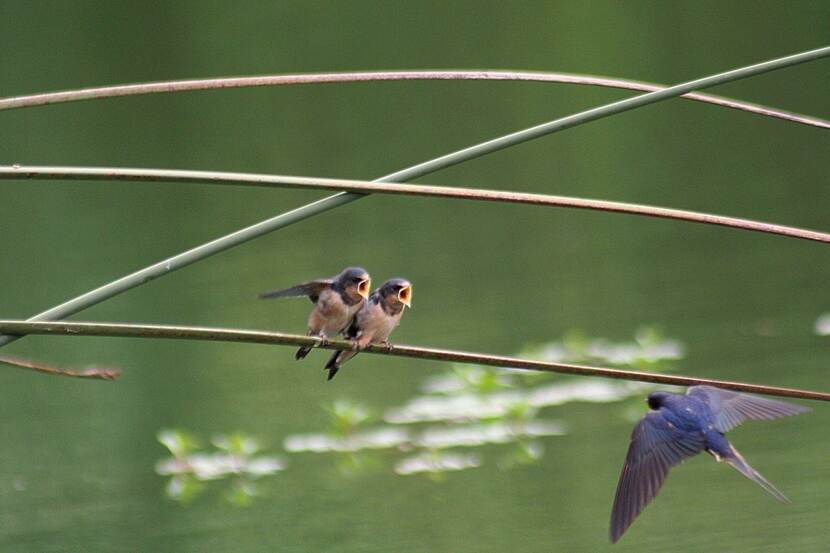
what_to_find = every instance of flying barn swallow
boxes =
[324,278,412,380]
[259,267,371,360]
[610,385,810,543]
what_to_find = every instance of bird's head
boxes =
[336,266,371,301]
[646,391,672,410]
[379,278,412,309]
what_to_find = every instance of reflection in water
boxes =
[395,451,482,476]
[156,430,286,505]
[157,328,684,501]
[284,427,410,453]
[414,420,565,448]
[815,313,830,336]
[386,380,651,424]
[524,326,683,369]
[284,420,565,452]
[389,327,680,425]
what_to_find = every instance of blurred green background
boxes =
[1,1,828,551]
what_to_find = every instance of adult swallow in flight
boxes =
[610,385,810,543]
[259,267,371,360]
[324,278,412,380]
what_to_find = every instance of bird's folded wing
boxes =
[610,412,704,543]
[258,279,333,303]
[687,385,810,433]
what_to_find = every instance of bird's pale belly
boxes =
[362,313,398,342]
[309,304,357,337]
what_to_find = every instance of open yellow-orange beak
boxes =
[398,285,412,308]
[358,278,371,299]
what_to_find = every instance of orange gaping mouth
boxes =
[358,278,371,299]
[398,285,412,308]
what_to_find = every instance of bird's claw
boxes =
[382,340,394,352]
[306,332,327,348]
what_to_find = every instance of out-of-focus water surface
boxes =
[1,2,828,551]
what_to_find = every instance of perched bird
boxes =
[324,278,412,380]
[610,385,809,543]
[259,267,371,360]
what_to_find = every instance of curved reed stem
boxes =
[0,355,121,380]
[0,70,827,130]
[1,47,827,349]
[0,320,825,402]
[4,165,828,244]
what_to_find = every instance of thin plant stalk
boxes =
[3,165,828,244]
[0,320,826,402]
[1,46,828,348]
[0,355,121,380]
[0,70,827,130]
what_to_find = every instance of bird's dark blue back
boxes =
[651,392,713,434]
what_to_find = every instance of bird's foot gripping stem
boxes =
[297,334,329,360]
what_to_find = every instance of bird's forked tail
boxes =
[324,351,341,380]
[720,444,790,503]
[324,350,358,381]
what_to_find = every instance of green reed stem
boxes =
[1,46,828,348]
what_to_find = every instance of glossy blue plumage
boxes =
[610,385,810,543]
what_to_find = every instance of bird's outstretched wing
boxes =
[258,279,333,303]
[687,386,810,433]
[610,411,705,543]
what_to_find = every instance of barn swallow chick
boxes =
[610,385,809,543]
[324,278,412,380]
[259,267,371,360]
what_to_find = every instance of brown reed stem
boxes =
[0,320,824,402]
[3,165,827,244]
[0,355,121,380]
[0,70,827,130]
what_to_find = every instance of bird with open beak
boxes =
[258,266,371,360]
[324,278,412,380]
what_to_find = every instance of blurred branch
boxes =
[0,320,825,402]
[0,355,121,380]
[0,70,827,130]
[3,165,828,243]
[1,47,827,350]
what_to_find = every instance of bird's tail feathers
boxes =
[324,351,341,380]
[724,446,790,503]
[296,346,312,360]
[324,350,357,380]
